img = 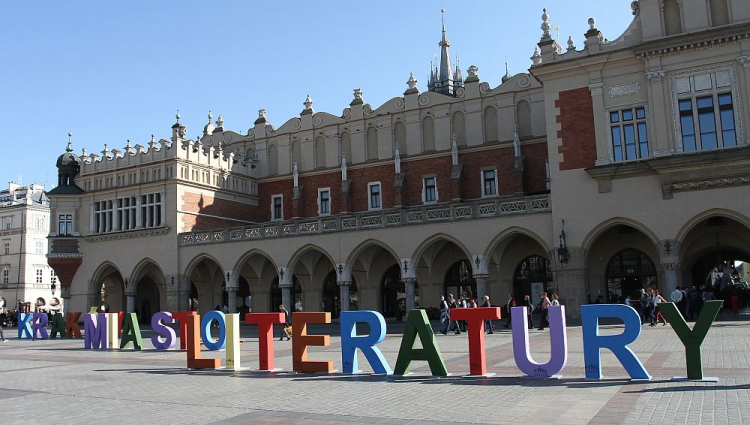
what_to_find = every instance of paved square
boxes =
[1,316,748,424]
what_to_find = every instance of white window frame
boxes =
[670,66,743,153]
[481,168,498,198]
[271,195,284,221]
[422,176,438,204]
[36,268,44,284]
[35,240,43,255]
[3,241,9,255]
[317,187,331,216]
[50,269,57,286]
[606,105,650,162]
[58,212,73,236]
[2,267,9,284]
[367,182,382,211]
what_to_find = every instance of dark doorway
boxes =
[514,255,553,303]
[444,260,476,301]
[606,248,656,303]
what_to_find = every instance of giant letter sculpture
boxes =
[32,313,50,339]
[245,312,285,371]
[292,312,334,373]
[151,311,176,350]
[17,313,33,339]
[581,304,650,380]
[512,305,568,377]
[450,307,501,376]
[659,300,722,380]
[186,315,220,369]
[120,313,143,350]
[393,309,448,376]
[200,310,226,351]
[84,313,108,349]
[340,311,392,374]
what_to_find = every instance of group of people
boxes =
[439,292,560,335]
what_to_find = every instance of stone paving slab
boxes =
[0,319,748,424]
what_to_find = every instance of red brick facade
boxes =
[556,87,597,171]
[181,192,261,231]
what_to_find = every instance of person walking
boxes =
[537,292,551,330]
[458,295,468,332]
[503,294,515,329]
[639,289,650,324]
[439,296,450,335]
[447,294,461,334]
[551,294,560,306]
[0,320,7,342]
[481,296,494,334]
[278,304,291,341]
[650,290,667,326]
[523,295,535,329]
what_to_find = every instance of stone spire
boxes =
[429,9,459,97]
[502,62,512,83]
[172,110,186,144]
[301,94,314,115]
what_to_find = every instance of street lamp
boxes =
[51,282,56,296]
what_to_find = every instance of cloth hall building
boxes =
[46,1,750,322]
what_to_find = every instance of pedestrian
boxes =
[503,294,515,329]
[278,304,291,341]
[551,294,560,306]
[0,320,7,342]
[481,296,494,334]
[468,298,478,308]
[650,289,667,326]
[458,295,468,332]
[447,294,461,334]
[537,292,551,330]
[730,288,740,314]
[639,288,650,324]
[439,296,450,335]
[523,295,535,329]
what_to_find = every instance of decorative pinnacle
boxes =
[304,94,313,109]
[588,17,596,30]
[541,8,552,39]
[175,110,180,123]
[207,110,212,121]
[66,133,73,152]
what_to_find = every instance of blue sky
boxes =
[0,1,633,189]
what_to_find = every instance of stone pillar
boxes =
[738,56,750,134]
[553,253,588,322]
[645,68,672,156]
[227,288,238,313]
[278,267,292,312]
[126,293,136,313]
[662,263,679,296]
[225,271,237,313]
[61,285,71,313]
[588,82,611,165]
[474,275,489,300]
[339,283,350,313]
[336,263,353,315]
[403,278,416,313]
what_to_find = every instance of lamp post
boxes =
[557,219,571,265]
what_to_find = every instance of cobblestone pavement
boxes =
[0,316,748,425]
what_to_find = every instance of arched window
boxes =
[422,116,435,151]
[452,111,466,146]
[340,132,352,164]
[484,106,498,143]
[513,255,553,302]
[267,144,278,175]
[315,136,326,168]
[291,139,301,167]
[606,248,657,303]
[366,127,378,160]
[322,270,357,319]
[394,121,406,154]
[270,275,303,312]
[517,100,532,139]
[444,260,476,300]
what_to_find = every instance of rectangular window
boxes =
[140,193,162,228]
[368,182,381,210]
[482,169,497,197]
[36,268,43,284]
[93,200,114,233]
[116,196,137,231]
[272,195,283,220]
[423,177,437,203]
[718,93,736,147]
[697,96,717,150]
[610,107,648,161]
[35,241,43,255]
[2,268,8,284]
[50,269,56,285]
[680,99,697,151]
[3,242,9,255]
[318,188,330,216]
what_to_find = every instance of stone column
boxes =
[662,263,679,296]
[403,278,416,313]
[227,287,238,314]
[738,56,750,136]
[278,267,292,312]
[645,69,672,156]
[336,263,353,315]
[588,82,610,165]
[552,251,588,322]
[339,283,350,314]
[225,271,237,313]
[474,275,489,300]
[126,293,136,313]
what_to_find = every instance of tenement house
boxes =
[46,1,750,322]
